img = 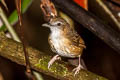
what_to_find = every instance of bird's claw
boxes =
[48,60,53,69]
[48,55,61,69]
[73,65,84,76]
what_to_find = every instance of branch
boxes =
[51,0,120,54]
[0,32,108,80]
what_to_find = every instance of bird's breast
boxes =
[50,31,81,58]
[50,30,66,50]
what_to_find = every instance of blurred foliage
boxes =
[0,0,32,31]
[0,0,8,11]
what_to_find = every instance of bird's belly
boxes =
[51,37,76,58]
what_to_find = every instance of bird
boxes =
[42,17,86,75]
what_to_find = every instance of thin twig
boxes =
[15,0,35,79]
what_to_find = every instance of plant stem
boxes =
[0,7,20,42]
[0,5,41,80]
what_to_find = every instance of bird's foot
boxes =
[48,55,61,69]
[72,64,84,76]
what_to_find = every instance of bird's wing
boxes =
[65,27,86,48]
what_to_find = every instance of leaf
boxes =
[73,0,88,10]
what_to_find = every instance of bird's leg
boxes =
[73,55,84,76]
[48,55,61,69]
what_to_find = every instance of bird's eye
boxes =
[57,23,62,26]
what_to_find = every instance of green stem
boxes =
[0,7,20,42]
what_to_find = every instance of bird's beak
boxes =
[42,23,51,27]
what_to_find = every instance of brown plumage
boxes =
[42,17,86,75]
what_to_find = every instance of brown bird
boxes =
[42,17,86,75]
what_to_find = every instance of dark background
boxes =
[0,0,120,80]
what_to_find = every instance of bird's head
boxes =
[42,17,69,30]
